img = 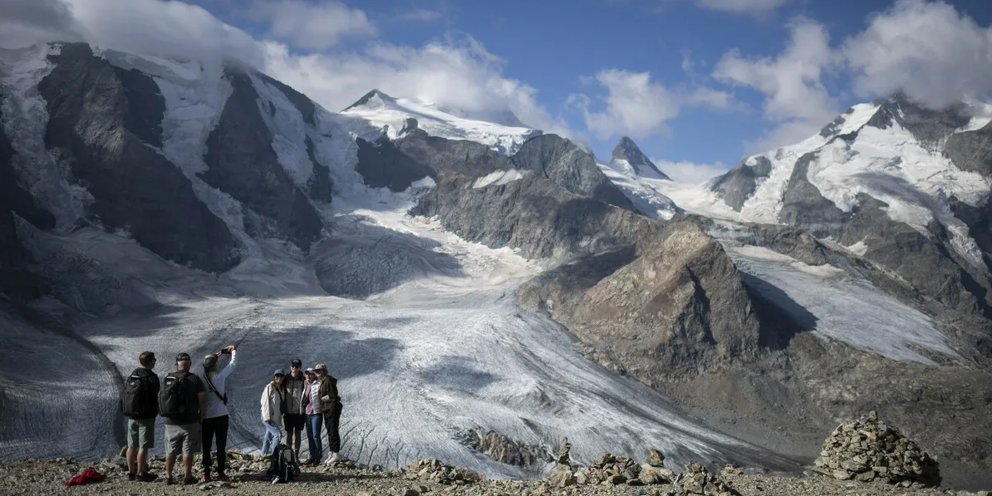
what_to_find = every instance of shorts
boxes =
[126,418,155,449]
[165,423,202,457]
[283,413,305,431]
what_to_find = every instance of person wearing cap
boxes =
[301,367,322,465]
[259,369,286,456]
[122,351,159,482]
[283,359,306,461]
[314,363,343,464]
[163,352,207,485]
[199,345,237,482]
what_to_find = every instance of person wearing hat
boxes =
[259,369,286,456]
[163,352,207,485]
[283,359,307,461]
[199,345,237,482]
[301,367,322,465]
[314,363,343,464]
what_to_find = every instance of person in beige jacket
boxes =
[259,369,285,456]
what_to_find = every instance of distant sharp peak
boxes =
[344,89,398,112]
[610,136,670,180]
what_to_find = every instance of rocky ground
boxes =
[5,453,990,496]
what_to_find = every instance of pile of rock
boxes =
[404,459,481,485]
[547,445,678,488]
[672,463,739,496]
[462,429,549,467]
[812,410,940,487]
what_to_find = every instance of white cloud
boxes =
[0,0,81,49]
[653,159,729,184]
[249,1,376,51]
[685,86,735,109]
[262,35,572,136]
[695,0,791,14]
[394,8,443,23]
[713,18,840,150]
[571,69,680,140]
[68,0,263,67]
[843,0,992,108]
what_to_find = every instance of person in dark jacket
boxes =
[122,351,159,482]
[164,352,207,486]
[282,359,306,460]
[314,363,343,464]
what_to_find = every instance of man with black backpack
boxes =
[121,351,159,482]
[200,345,236,482]
[160,352,207,485]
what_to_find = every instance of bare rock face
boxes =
[38,43,241,272]
[812,410,940,487]
[521,221,759,378]
[461,430,548,468]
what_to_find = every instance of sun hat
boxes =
[314,363,327,371]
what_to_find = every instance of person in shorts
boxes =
[122,351,159,482]
[163,352,206,485]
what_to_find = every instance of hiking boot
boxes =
[216,472,228,481]
[200,473,210,483]
[136,473,157,482]
[165,476,175,485]
[183,474,197,485]
[127,472,136,482]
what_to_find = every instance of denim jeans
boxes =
[260,420,281,456]
[306,414,323,461]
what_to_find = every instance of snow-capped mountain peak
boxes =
[609,136,670,180]
[340,88,541,155]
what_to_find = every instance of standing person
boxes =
[282,359,306,460]
[315,363,343,464]
[259,369,285,456]
[200,345,237,482]
[160,352,207,485]
[302,368,322,465]
[121,351,159,482]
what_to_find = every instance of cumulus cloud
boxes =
[713,18,840,150]
[262,35,572,136]
[570,69,680,140]
[694,0,791,14]
[843,0,992,108]
[67,0,263,67]
[0,0,82,49]
[653,159,730,184]
[248,1,376,51]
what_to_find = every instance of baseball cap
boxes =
[175,352,191,362]
[314,363,327,371]
[273,369,286,376]
[290,359,302,367]
[304,367,315,373]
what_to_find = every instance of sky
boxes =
[3,0,992,183]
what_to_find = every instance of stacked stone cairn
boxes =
[812,410,940,487]
[404,459,481,485]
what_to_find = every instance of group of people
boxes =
[119,347,343,485]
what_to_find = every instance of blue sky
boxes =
[4,0,992,182]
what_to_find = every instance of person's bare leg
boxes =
[137,448,148,474]
[126,447,137,475]
[183,452,193,479]
[165,454,175,480]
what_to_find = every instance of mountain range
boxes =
[1,43,990,488]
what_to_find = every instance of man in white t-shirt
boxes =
[199,345,237,482]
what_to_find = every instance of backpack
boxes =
[267,444,297,483]
[121,369,157,418]
[158,372,188,418]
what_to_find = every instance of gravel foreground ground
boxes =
[3,456,990,496]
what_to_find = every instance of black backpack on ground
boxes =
[121,368,159,418]
[158,372,189,419]
[267,444,298,483]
